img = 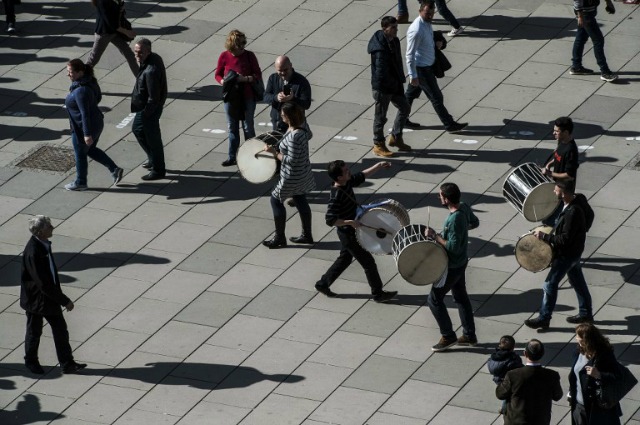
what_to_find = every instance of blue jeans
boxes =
[372,90,410,144]
[71,129,117,186]
[427,262,476,339]
[132,107,165,174]
[405,65,455,129]
[572,10,611,74]
[397,0,460,28]
[224,99,256,161]
[539,255,593,320]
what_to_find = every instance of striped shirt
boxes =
[325,172,365,230]
[272,125,315,200]
[406,16,436,79]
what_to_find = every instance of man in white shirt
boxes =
[405,0,467,133]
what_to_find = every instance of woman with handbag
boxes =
[569,323,623,425]
[86,0,139,76]
[214,29,262,167]
[64,59,124,191]
[261,102,315,249]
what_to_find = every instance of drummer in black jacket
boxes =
[525,180,594,330]
[315,160,397,303]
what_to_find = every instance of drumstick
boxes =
[359,223,393,236]
[427,206,431,230]
[254,151,277,159]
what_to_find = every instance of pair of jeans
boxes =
[427,262,476,339]
[270,194,312,235]
[397,0,460,28]
[224,99,256,161]
[318,229,384,295]
[71,130,117,186]
[24,312,73,366]
[86,32,139,76]
[372,90,410,144]
[572,10,611,74]
[539,255,592,320]
[132,107,165,174]
[405,65,455,128]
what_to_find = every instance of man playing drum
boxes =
[315,160,398,303]
[541,116,579,226]
[424,182,479,351]
[525,181,594,330]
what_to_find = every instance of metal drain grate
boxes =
[15,145,76,173]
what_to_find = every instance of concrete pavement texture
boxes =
[1,0,639,424]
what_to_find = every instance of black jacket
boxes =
[569,348,623,424]
[131,52,167,116]
[542,196,587,259]
[496,365,563,425]
[367,30,405,95]
[20,236,70,315]
[488,349,524,384]
[94,0,123,35]
[263,70,312,131]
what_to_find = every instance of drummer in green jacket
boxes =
[425,182,479,352]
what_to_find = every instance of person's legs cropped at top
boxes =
[242,99,257,141]
[45,314,74,366]
[389,92,410,137]
[133,108,165,174]
[338,230,384,294]
[111,33,140,76]
[449,264,476,338]
[572,10,611,74]
[71,132,89,186]
[373,90,393,145]
[223,102,241,161]
[539,256,580,320]
[434,0,461,29]
[415,66,455,129]
[397,0,409,16]
[428,264,470,339]
[318,232,353,289]
[3,0,16,30]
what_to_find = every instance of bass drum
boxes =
[515,225,554,272]
[503,163,559,222]
[356,199,410,255]
[392,224,448,286]
[237,131,283,184]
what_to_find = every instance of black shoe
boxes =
[141,162,152,169]
[315,283,337,298]
[262,237,287,249]
[289,234,314,244]
[524,316,550,330]
[569,66,594,75]
[7,23,16,34]
[405,119,421,128]
[446,122,468,133]
[25,362,45,374]
[62,361,87,374]
[432,335,458,352]
[566,314,594,324]
[373,290,397,303]
[112,167,124,185]
[457,334,478,346]
[141,171,165,181]
[221,158,237,167]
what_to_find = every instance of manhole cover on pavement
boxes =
[15,145,75,173]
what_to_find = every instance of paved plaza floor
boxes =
[1,0,639,423]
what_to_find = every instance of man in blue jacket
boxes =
[367,16,411,158]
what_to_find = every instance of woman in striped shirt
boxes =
[262,103,316,249]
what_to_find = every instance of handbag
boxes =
[251,78,265,102]
[594,359,638,409]
[118,2,135,42]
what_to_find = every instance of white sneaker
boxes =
[447,27,463,37]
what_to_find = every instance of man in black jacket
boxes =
[496,339,563,425]
[525,181,594,329]
[368,16,411,158]
[132,38,167,180]
[263,56,312,132]
[21,215,86,375]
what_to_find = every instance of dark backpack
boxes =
[574,194,595,232]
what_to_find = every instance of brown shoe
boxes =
[372,144,394,158]
[396,14,409,24]
[388,134,412,151]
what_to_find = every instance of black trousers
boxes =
[25,312,73,366]
[2,0,16,24]
[318,229,383,294]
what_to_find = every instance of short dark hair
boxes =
[419,0,435,11]
[498,335,516,351]
[440,182,461,204]
[136,38,152,52]
[554,116,574,134]
[281,102,305,128]
[524,339,545,361]
[556,180,576,195]
[381,16,397,28]
[327,160,346,182]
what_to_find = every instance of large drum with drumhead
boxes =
[392,224,449,287]
[356,199,410,255]
[503,163,559,222]
[515,225,554,272]
[237,131,284,184]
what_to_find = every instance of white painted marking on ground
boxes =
[578,145,594,152]
[115,113,136,129]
